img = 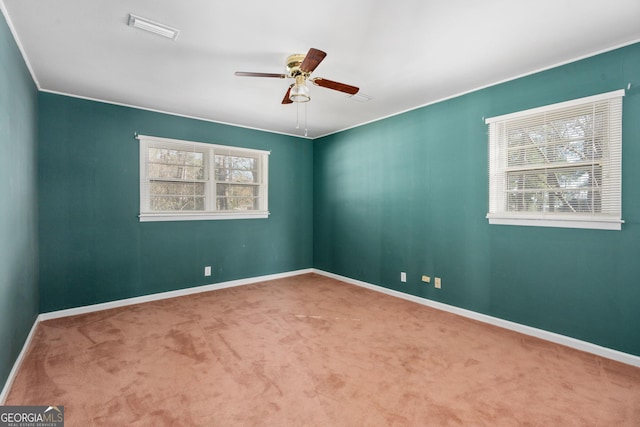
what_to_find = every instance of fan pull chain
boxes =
[296,102,300,129]
[294,101,308,136]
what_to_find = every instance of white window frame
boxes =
[138,134,270,222]
[485,90,624,231]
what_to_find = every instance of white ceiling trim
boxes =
[315,37,640,139]
[0,1,40,88]
[39,88,312,140]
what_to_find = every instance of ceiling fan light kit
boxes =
[290,75,310,103]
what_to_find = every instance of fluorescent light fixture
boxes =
[128,14,180,40]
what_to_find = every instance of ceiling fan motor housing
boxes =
[286,53,307,77]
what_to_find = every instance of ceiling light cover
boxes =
[290,84,310,103]
[290,75,311,103]
[128,14,180,40]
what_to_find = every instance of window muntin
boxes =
[486,90,623,230]
[138,135,269,221]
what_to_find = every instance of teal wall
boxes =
[0,12,39,387]
[314,43,640,356]
[2,11,639,393]
[38,93,313,313]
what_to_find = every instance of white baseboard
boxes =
[39,269,314,321]
[313,269,640,368]
[0,317,40,404]
[3,266,638,402]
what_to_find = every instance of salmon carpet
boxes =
[5,274,640,426]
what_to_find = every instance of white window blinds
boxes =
[486,90,624,230]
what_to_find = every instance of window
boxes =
[138,135,269,221]
[486,90,624,230]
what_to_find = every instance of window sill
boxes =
[486,213,623,231]
[139,211,270,222]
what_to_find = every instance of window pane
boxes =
[215,155,258,183]
[507,138,601,167]
[150,181,205,196]
[506,166,602,213]
[506,113,606,168]
[148,148,205,180]
[216,184,258,211]
[149,181,205,211]
[151,195,205,211]
[505,190,601,213]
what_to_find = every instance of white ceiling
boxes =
[2,1,639,139]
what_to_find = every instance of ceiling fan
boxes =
[234,48,359,104]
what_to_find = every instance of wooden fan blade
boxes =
[235,71,287,78]
[311,78,359,95]
[281,85,294,104]
[299,48,327,74]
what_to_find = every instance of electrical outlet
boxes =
[421,275,431,283]
[400,272,407,282]
[204,266,212,277]
[434,277,441,289]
